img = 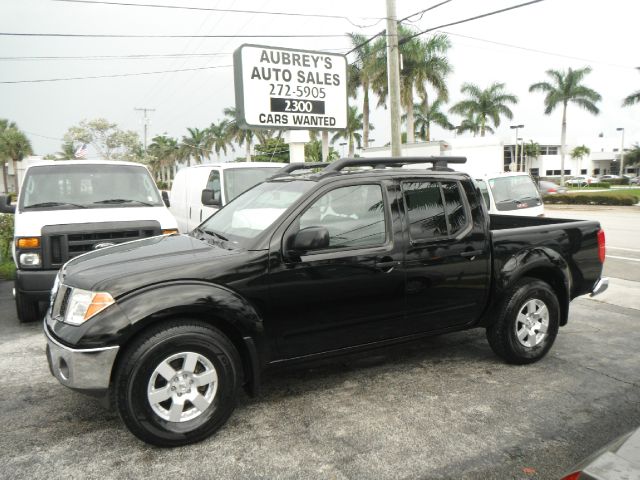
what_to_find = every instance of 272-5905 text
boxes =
[269,84,326,99]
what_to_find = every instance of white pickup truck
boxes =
[0,160,178,322]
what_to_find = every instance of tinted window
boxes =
[403,181,447,240]
[474,179,491,209]
[442,182,467,235]
[299,184,386,249]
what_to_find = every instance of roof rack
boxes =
[323,156,467,173]
[270,162,330,178]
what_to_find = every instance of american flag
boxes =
[74,143,88,159]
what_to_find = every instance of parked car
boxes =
[44,157,607,446]
[566,176,598,187]
[473,172,544,216]
[629,176,640,185]
[169,162,285,232]
[0,160,177,322]
[538,180,568,195]
[560,426,640,480]
[598,174,622,181]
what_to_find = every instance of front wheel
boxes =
[486,277,560,364]
[15,288,40,323]
[114,321,242,447]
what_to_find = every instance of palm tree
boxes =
[0,119,18,193]
[529,67,601,186]
[179,127,209,165]
[206,120,233,160]
[331,105,371,157]
[456,114,495,137]
[450,82,518,137]
[622,67,640,107]
[223,107,253,162]
[374,29,452,145]
[524,141,541,172]
[148,135,179,182]
[0,127,33,192]
[56,141,76,160]
[348,32,387,149]
[410,98,453,141]
[571,145,591,177]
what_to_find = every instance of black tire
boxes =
[15,288,40,323]
[114,320,242,447]
[486,277,560,365]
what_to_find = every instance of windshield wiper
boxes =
[203,229,228,242]
[94,199,154,206]
[24,201,87,209]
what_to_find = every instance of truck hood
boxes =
[14,206,177,237]
[61,234,244,297]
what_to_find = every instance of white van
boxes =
[0,160,178,322]
[169,162,284,232]
[474,172,544,216]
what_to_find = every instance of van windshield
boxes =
[488,175,541,211]
[196,180,313,247]
[19,164,163,210]
[223,167,281,202]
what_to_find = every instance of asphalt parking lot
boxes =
[1,205,638,480]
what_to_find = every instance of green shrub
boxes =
[0,214,14,262]
[601,177,630,185]
[544,194,639,206]
[156,180,169,190]
[0,261,15,280]
[567,182,610,189]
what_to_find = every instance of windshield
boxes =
[223,167,281,202]
[19,164,163,210]
[197,180,313,247]
[488,175,540,204]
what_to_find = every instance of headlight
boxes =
[19,252,41,266]
[64,288,115,325]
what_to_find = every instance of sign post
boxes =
[234,44,347,162]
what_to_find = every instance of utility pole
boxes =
[134,107,156,153]
[617,127,625,176]
[386,0,402,157]
[510,124,524,171]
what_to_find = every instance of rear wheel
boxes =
[15,288,40,323]
[114,321,242,447]
[486,277,560,364]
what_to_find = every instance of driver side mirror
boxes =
[290,226,330,253]
[161,190,170,207]
[201,189,221,207]
[0,195,15,214]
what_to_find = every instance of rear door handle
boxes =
[460,250,484,259]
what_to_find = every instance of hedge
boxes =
[600,178,630,185]
[567,182,610,189]
[543,194,639,206]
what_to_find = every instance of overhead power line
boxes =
[53,0,386,28]
[0,64,232,84]
[0,53,233,61]
[398,0,546,45]
[0,32,347,39]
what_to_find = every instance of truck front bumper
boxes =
[45,321,119,397]
[590,277,609,297]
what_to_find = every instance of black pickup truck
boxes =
[44,157,608,447]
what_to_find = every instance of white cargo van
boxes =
[0,160,178,322]
[474,172,544,216]
[169,162,284,232]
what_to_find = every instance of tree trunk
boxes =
[560,103,567,186]
[423,94,431,142]
[321,131,329,161]
[363,83,370,149]
[406,94,415,144]
[245,138,252,162]
[12,158,19,193]
[1,162,8,195]
[480,116,486,137]
[348,135,355,157]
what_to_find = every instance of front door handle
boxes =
[376,256,400,272]
[460,249,484,260]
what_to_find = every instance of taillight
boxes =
[549,188,556,193]
[597,229,605,263]
[560,472,582,480]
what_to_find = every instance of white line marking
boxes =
[608,246,640,253]
[607,255,640,262]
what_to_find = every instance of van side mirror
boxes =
[161,190,170,207]
[201,189,221,207]
[0,195,15,214]
[292,226,330,252]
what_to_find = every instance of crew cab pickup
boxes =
[44,157,608,447]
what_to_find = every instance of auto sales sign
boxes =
[233,44,347,130]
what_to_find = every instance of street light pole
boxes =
[616,127,625,176]
[510,124,524,171]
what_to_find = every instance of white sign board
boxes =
[233,44,347,130]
